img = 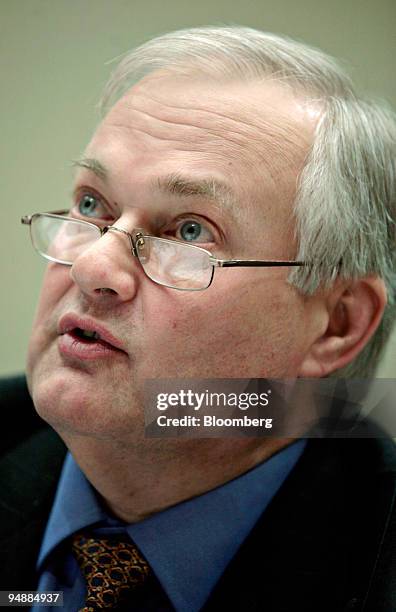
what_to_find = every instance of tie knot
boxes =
[72,532,151,610]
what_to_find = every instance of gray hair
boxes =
[101,26,396,378]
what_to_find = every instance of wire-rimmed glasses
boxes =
[21,211,307,291]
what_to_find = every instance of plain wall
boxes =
[1,0,395,376]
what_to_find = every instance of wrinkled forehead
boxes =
[103,71,317,161]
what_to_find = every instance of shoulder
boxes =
[0,373,66,480]
[0,375,67,589]
[0,374,45,454]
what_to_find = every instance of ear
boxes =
[298,276,387,377]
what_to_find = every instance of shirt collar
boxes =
[38,440,306,612]
[37,453,108,569]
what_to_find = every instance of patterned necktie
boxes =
[72,532,151,610]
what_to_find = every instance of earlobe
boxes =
[298,277,387,378]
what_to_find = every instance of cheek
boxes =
[27,265,72,372]
[35,264,72,315]
[140,277,307,378]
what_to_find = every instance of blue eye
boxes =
[179,221,203,242]
[78,194,103,218]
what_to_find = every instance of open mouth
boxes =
[58,327,125,360]
[72,327,102,343]
[57,314,126,359]
[69,327,120,351]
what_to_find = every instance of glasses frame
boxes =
[21,210,307,291]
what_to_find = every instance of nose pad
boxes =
[134,231,150,264]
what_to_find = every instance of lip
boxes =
[57,313,126,360]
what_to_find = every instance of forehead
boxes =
[83,74,316,246]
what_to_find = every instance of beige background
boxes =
[1,0,395,376]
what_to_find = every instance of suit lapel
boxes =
[0,427,66,589]
[203,438,396,612]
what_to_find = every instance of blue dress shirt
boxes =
[33,440,306,611]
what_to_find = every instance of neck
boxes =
[60,434,291,522]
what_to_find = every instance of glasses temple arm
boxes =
[210,258,307,268]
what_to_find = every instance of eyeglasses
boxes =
[21,211,307,291]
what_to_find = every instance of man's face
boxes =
[27,74,320,439]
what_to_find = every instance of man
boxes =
[1,26,395,611]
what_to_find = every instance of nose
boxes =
[70,225,141,302]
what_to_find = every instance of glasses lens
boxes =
[31,215,100,264]
[136,236,213,290]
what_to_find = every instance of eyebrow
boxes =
[155,173,238,216]
[72,159,238,217]
[72,157,108,180]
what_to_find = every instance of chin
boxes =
[30,366,92,429]
[29,362,142,440]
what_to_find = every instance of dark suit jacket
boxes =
[0,375,395,611]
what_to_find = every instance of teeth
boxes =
[80,329,100,340]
